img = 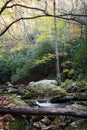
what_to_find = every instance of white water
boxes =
[34,100,65,108]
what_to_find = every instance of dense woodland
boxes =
[0,0,87,84]
[0,0,87,130]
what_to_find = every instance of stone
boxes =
[11,96,28,107]
[7,87,16,93]
[5,82,13,87]
[66,83,78,92]
[27,79,57,90]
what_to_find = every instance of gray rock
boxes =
[66,83,78,92]
[5,82,13,87]
[18,87,25,95]
[7,87,15,92]
[27,79,57,90]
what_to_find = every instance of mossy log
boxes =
[50,93,87,103]
[0,107,87,118]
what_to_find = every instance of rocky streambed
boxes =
[0,79,87,130]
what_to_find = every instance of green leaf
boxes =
[63,69,69,73]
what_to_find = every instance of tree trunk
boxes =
[53,0,61,83]
[0,107,87,118]
[51,93,87,103]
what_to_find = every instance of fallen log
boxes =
[50,93,87,103]
[0,107,87,118]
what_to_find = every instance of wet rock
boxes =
[27,79,58,90]
[6,87,16,93]
[66,83,78,92]
[5,82,13,87]
[66,103,87,110]
[18,86,25,95]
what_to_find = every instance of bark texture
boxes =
[0,107,87,118]
[51,93,87,103]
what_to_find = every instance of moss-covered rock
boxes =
[66,103,87,111]
[11,96,28,107]
[49,87,66,96]
[27,79,57,90]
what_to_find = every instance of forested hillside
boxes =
[0,0,87,84]
[0,1,87,130]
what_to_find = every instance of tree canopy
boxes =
[0,0,87,83]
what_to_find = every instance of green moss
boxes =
[50,88,66,95]
[11,96,28,107]
[9,116,25,130]
[22,91,44,99]
[76,80,87,87]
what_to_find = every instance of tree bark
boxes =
[51,93,87,103]
[53,0,61,83]
[0,107,87,118]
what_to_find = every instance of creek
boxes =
[0,82,87,130]
[22,99,87,130]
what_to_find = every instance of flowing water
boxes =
[23,99,87,130]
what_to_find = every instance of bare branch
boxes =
[6,3,46,14]
[60,13,87,17]
[6,3,87,17]
[47,14,87,25]
[0,15,46,36]
[0,1,87,37]
[0,0,13,15]
[0,12,87,37]
[0,15,19,40]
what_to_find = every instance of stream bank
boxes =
[0,79,87,130]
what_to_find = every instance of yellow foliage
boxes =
[0,55,2,58]
[35,54,55,65]
[68,69,74,75]
[11,44,23,52]
[63,68,74,77]
[65,61,71,64]
[65,44,71,47]
[63,69,69,73]
[73,27,80,33]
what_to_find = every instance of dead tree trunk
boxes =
[50,93,87,103]
[0,107,87,118]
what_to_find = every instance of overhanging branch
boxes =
[0,1,87,37]
[0,15,46,36]
[6,4,46,14]
[0,0,12,15]
[0,13,86,37]
[6,3,87,17]
[6,4,87,18]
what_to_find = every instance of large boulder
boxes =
[23,80,66,99]
[27,79,57,90]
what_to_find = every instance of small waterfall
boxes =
[32,99,66,108]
